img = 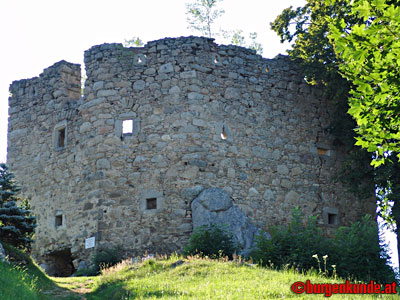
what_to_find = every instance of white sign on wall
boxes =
[85,236,95,249]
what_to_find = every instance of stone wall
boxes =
[7,36,375,270]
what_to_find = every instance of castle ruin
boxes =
[7,36,375,275]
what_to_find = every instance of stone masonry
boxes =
[7,36,375,274]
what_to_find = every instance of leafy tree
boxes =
[230,29,246,46]
[327,0,400,265]
[271,0,375,198]
[124,36,144,48]
[248,32,263,55]
[186,0,225,38]
[271,0,400,267]
[374,155,400,268]
[328,0,400,167]
[230,30,263,55]
[185,0,263,55]
[0,163,36,251]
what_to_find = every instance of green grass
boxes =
[0,244,82,300]
[0,247,398,299]
[0,259,41,300]
[83,257,399,300]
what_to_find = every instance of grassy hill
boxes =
[0,246,398,299]
[0,243,79,300]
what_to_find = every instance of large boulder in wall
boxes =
[191,187,264,256]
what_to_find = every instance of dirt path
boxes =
[42,278,95,299]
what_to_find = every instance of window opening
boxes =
[221,125,227,140]
[146,198,157,210]
[317,148,328,155]
[328,213,338,225]
[58,128,66,148]
[122,120,133,135]
[55,214,63,227]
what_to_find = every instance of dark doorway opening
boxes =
[43,248,75,277]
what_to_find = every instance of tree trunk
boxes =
[390,164,400,270]
[392,199,400,269]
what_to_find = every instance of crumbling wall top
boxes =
[9,60,81,107]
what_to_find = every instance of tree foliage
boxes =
[272,0,400,267]
[271,0,374,198]
[186,0,225,38]
[328,0,400,167]
[0,201,36,251]
[270,0,353,86]
[124,36,144,48]
[185,0,263,55]
[0,163,20,207]
[230,30,263,55]
[0,163,36,250]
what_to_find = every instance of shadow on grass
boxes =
[85,282,194,300]
[1,243,89,300]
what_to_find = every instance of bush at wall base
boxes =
[184,224,239,259]
[250,207,395,283]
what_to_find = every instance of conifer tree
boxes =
[0,163,20,206]
[0,163,36,250]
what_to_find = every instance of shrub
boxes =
[72,266,99,277]
[91,246,123,273]
[184,224,239,259]
[251,207,395,283]
[251,207,332,271]
[331,215,395,283]
[73,246,123,276]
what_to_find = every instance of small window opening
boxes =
[328,213,338,225]
[221,125,227,140]
[146,198,157,210]
[317,147,328,155]
[265,66,269,73]
[122,120,133,135]
[137,57,142,64]
[214,58,219,64]
[55,214,63,227]
[57,128,66,148]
